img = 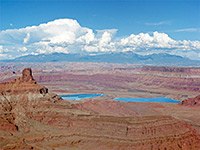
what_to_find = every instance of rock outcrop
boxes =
[0,68,48,95]
[182,95,200,106]
[0,68,49,133]
[21,68,34,82]
[0,68,200,149]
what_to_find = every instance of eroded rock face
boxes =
[0,68,48,95]
[182,95,200,106]
[0,68,49,135]
[22,68,34,82]
[0,68,200,149]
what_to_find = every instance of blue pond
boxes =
[114,97,181,103]
[60,93,105,100]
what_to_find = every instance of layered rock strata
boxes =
[182,95,200,106]
[0,68,48,95]
[142,66,200,74]
[0,68,200,149]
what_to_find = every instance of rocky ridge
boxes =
[142,66,200,74]
[182,95,200,106]
[0,68,200,149]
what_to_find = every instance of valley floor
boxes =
[0,65,200,149]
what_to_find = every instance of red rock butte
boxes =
[22,68,34,82]
[0,68,48,95]
[0,68,199,149]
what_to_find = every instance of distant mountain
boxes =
[2,52,200,66]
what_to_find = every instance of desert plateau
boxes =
[0,64,200,149]
[1,0,200,149]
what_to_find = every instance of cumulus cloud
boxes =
[0,45,3,52]
[117,32,200,59]
[0,18,200,60]
[23,33,30,44]
[119,32,176,50]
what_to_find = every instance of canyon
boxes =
[0,65,200,149]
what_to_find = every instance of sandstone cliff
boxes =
[0,68,200,149]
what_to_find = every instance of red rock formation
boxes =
[0,68,48,95]
[1,66,200,99]
[182,95,200,106]
[30,69,200,99]
[0,117,18,131]
[22,68,34,82]
[0,68,200,149]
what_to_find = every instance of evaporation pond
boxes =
[114,97,181,103]
[59,93,105,100]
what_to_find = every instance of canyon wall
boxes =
[0,68,200,149]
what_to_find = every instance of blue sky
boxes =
[1,0,199,40]
[0,0,200,60]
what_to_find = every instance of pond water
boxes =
[59,93,105,100]
[114,97,181,103]
[60,93,181,103]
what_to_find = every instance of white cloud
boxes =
[175,28,200,32]
[23,33,30,44]
[30,52,38,55]
[18,47,27,52]
[0,45,3,52]
[118,32,200,56]
[0,18,200,60]
[0,53,7,57]
[0,45,8,59]
[77,28,95,44]
[145,21,171,26]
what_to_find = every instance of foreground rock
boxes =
[0,68,200,149]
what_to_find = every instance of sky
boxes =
[0,0,200,60]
